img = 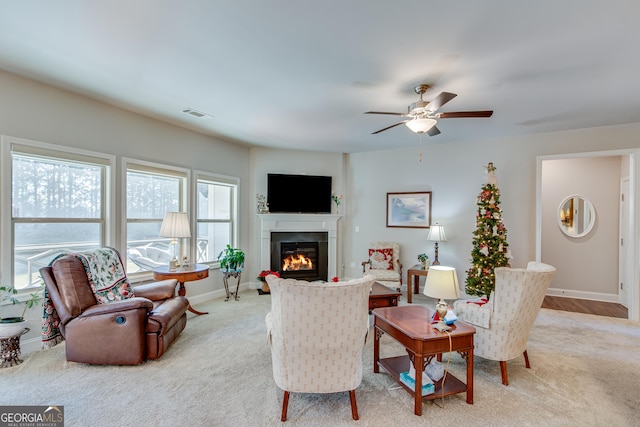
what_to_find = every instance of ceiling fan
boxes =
[365,84,493,136]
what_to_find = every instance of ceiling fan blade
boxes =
[428,92,457,111]
[427,125,441,137]
[437,110,493,118]
[371,121,408,134]
[364,111,406,116]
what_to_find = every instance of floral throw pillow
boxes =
[369,248,394,270]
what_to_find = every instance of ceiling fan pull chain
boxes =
[419,133,424,163]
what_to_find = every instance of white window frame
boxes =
[0,135,115,294]
[122,158,189,280]
[193,170,239,267]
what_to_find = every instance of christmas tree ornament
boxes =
[465,162,511,298]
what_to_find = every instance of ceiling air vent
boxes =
[181,108,212,119]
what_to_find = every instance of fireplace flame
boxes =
[282,254,314,271]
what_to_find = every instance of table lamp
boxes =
[159,211,191,271]
[426,223,446,265]
[423,265,460,330]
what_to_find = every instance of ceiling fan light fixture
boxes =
[405,118,437,133]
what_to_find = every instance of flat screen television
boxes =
[267,174,332,214]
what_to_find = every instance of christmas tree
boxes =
[465,162,511,298]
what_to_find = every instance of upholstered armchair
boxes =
[361,242,403,291]
[453,261,556,385]
[40,247,189,365]
[265,274,376,422]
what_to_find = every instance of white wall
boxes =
[248,147,346,282]
[345,140,522,288]
[0,70,253,350]
[344,124,640,316]
[541,156,622,298]
[2,68,640,354]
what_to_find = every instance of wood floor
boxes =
[542,295,628,319]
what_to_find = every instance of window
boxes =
[196,172,238,264]
[1,136,112,291]
[1,138,239,292]
[125,160,188,274]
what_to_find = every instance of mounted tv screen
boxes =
[267,174,332,214]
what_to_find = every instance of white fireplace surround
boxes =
[258,214,340,279]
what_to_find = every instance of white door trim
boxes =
[536,149,638,321]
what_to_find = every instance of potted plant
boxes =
[0,284,43,339]
[417,253,430,269]
[217,245,245,272]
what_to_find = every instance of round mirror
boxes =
[557,195,596,238]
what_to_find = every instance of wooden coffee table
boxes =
[373,305,475,416]
[369,282,401,312]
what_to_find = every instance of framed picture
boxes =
[386,192,432,228]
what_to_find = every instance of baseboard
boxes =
[187,282,252,305]
[20,337,43,355]
[546,287,619,303]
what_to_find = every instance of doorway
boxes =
[537,150,637,321]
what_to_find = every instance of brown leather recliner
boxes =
[40,253,189,365]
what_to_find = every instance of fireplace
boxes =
[259,213,340,281]
[271,232,328,281]
[281,242,317,274]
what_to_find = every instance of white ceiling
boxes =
[1,0,639,153]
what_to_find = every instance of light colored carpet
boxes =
[1,290,639,427]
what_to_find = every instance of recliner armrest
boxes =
[132,279,178,301]
[78,297,154,318]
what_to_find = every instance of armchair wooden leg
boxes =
[499,361,509,386]
[523,350,531,368]
[349,390,359,420]
[281,391,290,422]
[281,389,359,421]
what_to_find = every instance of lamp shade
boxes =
[159,211,191,238]
[405,118,437,133]
[423,265,460,300]
[427,223,447,242]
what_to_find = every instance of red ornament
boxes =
[331,276,339,282]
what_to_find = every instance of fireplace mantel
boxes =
[258,214,341,278]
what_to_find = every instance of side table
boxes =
[1,327,30,368]
[406,264,429,304]
[153,264,209,315]
[373,306,475,416]
[222,270,241,301]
